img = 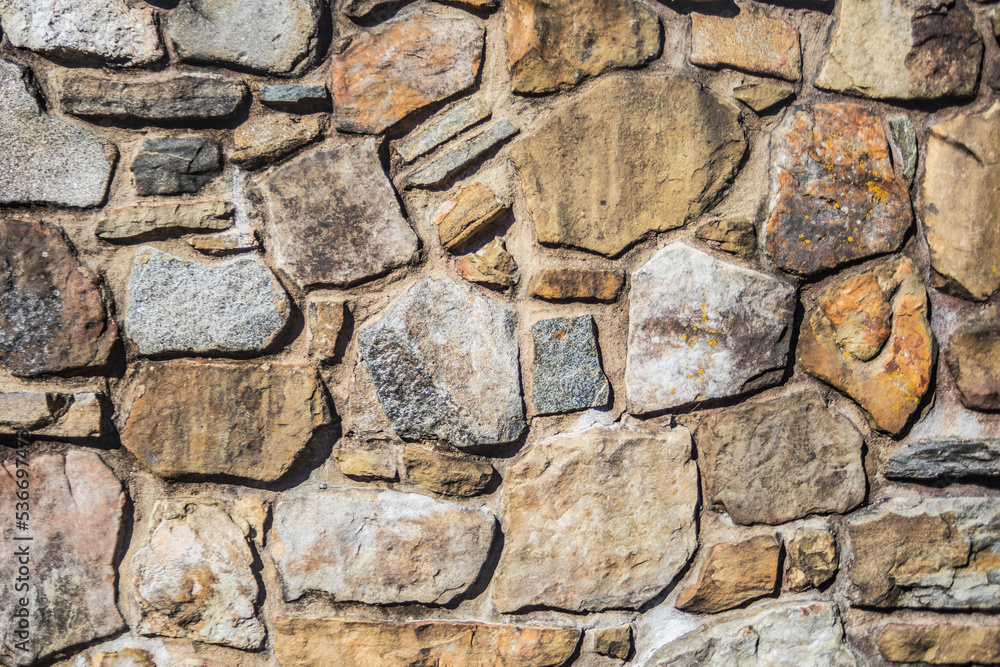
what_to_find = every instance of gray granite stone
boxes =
[0,58,116,208]
[357,277,525,449]
[397,98,491,163]
[132,137,221,196]
[402,120,519,188]
[531,315,609,415]
[888,115,918,184]
[885,440,1000,480]
[259,84,328,111]
[125,247,290,356]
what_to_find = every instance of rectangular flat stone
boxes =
[397,98,490,163]
[433,182,507,250]
[402,119,518,188]
[0,392,104,439]
[259,84,328,111]
[98,201,234,241]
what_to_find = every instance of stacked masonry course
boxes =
[2,0,1000,664]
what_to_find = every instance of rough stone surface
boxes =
[331,5,484,134]
[262,139,418,288]
[505,0,661,94]
[273,616,580,667]
[886,439,1000,480]
[530,268,624,302]
[626,243,796,413]
[307,296,346,362]
[125,247,290,356]
[695,218,757,256]
[493,422,699,613]
[58,72,248,123]
[0,0,162,66]
[434,182,508,251]
[231,114,323,170]
[690,9,801,81]
[647,602,859,666]
[675,535,782,613]
[403,443,494,496]
[121,360,330,482]
[0,58,116,208]
[765,104,913,275]
[186,230,259,256]
[92,649,156,667]
[397,98,491,163]
[697,390,865,525]
[402,120,519,189]
[816,0,982,100]
[594,627,632,660]
[787,526,839,592]
[878,623,1000,664]
[733,79,795,112]
[0,391,104,439]
[847,497,1000,608]
[132,137,221,196]
[946,305,1000,408]
[799,256,935,434]
[922,103,1000,300]
[888,114,918,183]
[0,218,118,377]
[259,84,327,111]
[512,73,746,256]
[98,201,234,242]
[133,499,264,649]
[357,277,525,449]
[271,488,495,605]
[531,315,610,415]
[167,0,322,76]
[455,239,518,289]
[0,451,125,666]
[335,442,399,481]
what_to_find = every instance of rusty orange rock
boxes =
[529,267,624,302]
[799,256,934,434]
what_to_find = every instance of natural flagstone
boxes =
[403,443,494,496]
[878,623,1000,664]
[888,114,918,183]
[331,5,484,134]
[690,8,801,81]
[0,451,125,667]
[0,58,116,208]
[335,442,399,481]
[799,256,935,433]
[132,137,221,196]
[786,526,839,592]
[816,0,982,100]
[133,499,265,649]
[0,218,118,377]
[98,201,234,242]
[434,182,508,251]
[697,390,865,525]
[733,79,795,112]
[271,488,495,605]
[402,120,519,189]
[167,0,323,76]
[922,103,1000,300]
[0,391,104,439]
[125,247,290,356]
[306,296,346,362]
[493,422,699,613]
[455,239,518,289]
[505,0,661,94]
[231,114,323,170]
[529,268,624,302]
[946,305,1000,409]
[848,497,1000,608]
[357,277,525,449]
[397,98,491,163]
[511,73,746,256]
[92,649,156,667]
[531,315,609,415]
[675,535,781,613]
[695,218,757,256]
[121,360,330,482]
[765,104,912,275]
[187,230,259,256]
[594,627,632,660]
[885,439,1000,480]
[262,139,418,288]
[259,84,327,112]
[626,243,796,413]
[273,616,580,667]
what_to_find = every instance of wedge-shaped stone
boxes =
[493,422,699,613]
[98,201,234,242]
[397,98,490,163]
[262,139,418,288]
[455,238,518,289]
[695,218,757,256]
[816,0,982,100]
[675,535,781,614]
[402,120,518,189]
[0,219,118,377]
[133,499,265,649]
[886,439,1000,480]
[922,103,1000,300]
[690,8,801,81]
[800,256,934,434]
[734,79,795,113]
[506,0,661,94]
[0,58,116,208]
[0,451,125,667]
[878,623,1000,664]
[765,104,912,275]
[697,390,866,525]
[0,0,162,66]
[331,5,484,134]
[434,182,507,251]
[848,498,1000,609]
[271,488,495,605]
[627,243,796,413]
[358,277,525,449]
[647,602,858,666]
[231,114,323,170]
[273,616,580,667]
[125,247,290,356]
[121,360,330,482]
[512,74,746,256]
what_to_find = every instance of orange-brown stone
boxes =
[690,8,801,81]
[878,623,1000,664]
[675,535,781,613]
[530,268,624,302]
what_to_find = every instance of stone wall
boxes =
[0,0,997,664]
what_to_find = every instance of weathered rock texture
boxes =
[787,526,839,592]
[689,8,801,81]
[675,535,781,613]
[530,268,624,302]
[132,137,221,196]
[0,391,104,439]
[531,315,609,415]
[512,73,746,256]
[231,113,324,170]
[946,305,1000,408]
[98,201,234,242]
[397,98,491,163]
[493,423,699,613]
[885,439,1000,480]
[878,623,1000,664]
[402,443,494,496]
[455,239,518,289]
[403,120,519,188]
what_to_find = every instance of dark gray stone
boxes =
[132,137,221,196]
[259,84,328,112]
[357,277,525,450]
[885,440,1000,480]
[531,315,609,415]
